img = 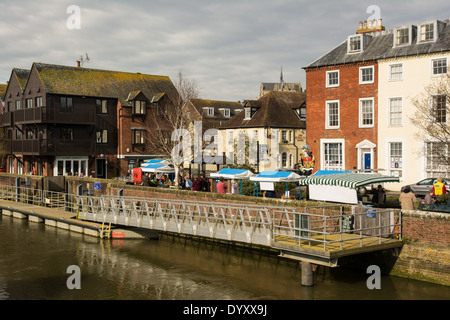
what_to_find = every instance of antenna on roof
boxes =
[77,53,90,67]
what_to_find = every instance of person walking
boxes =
[399,185,417,210]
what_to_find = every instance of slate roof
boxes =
[304,18,450,69]
[188,99,242,119]
[32,63,178,106]
[220,91,306,129]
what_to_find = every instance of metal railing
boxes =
[0,184,402,252]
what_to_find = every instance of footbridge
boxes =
[0,184,403,286]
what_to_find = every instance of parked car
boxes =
[407,178,450,197]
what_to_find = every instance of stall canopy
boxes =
[299,173,400,204]
[299,173,399,189]
[250,171,303,182]
[210,168,255,179]
[143,159,171,165]
[141,163,175,173]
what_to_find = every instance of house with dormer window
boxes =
[219,91,306,173]
[0,62,179,178]
[304,17,450,188]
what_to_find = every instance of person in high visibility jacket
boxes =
[433,177,447,196]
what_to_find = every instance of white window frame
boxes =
[359,98,374,128]
[359,66,374,84]
[394,26,414,47]
[325,100,340,130]
[388,63,404,81]
[388,97,403,127]
[326,70,339,88]
[418,21,437,43]
[387,140,404,178]
[347,35,362,54]
[430,94,448,124]
[431,57,448,77]
[320,139,345,171]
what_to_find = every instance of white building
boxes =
[378,19,450,189]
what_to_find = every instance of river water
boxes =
[0,214,449,302]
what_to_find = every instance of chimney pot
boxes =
[77,60,81,68]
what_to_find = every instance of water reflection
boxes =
[0,214,449,300]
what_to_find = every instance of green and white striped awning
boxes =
[299,173,399,190]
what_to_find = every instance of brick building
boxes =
[0,62,178,178]
[303,17,450,187]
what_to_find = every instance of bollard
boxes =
[301,261,314,287]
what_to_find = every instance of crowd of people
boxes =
[400,177,448,210]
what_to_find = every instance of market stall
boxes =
[209,168,255,195]
[250,171,304,199]
[299,172,400,204]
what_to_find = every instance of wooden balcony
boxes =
[13,107,95,125]
[12,139,96,156]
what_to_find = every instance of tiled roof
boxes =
[188,99,242,119]
[305,18,450,69]
[220,91,306,129]
[33,63,178,106]
[0,84,7,99]
[13,69,31,90]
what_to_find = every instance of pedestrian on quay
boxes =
[399,185,418,210]
[433,177,447,196]
[231,180,239,195]
[424,189,436,205]
[184,174,193,190]
[216,177,227,194]
[192,176,201,191]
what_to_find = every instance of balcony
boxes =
[14,107,95,125]
[12,139,96,156]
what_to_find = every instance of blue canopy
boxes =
[250,171,303,182]
[210,168,255,179]
[312,170,352,176]
[141,163,174,173]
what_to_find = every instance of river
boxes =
[0,213,449,302]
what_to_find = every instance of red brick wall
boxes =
[402,212,450,246]
[305,62,378,171]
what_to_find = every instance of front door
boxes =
[364,153,372,171]
[96,159,107,179]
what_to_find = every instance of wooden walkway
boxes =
[273,233,403,266]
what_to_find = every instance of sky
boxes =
[0,0,448,101]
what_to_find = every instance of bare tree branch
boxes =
[410,73,450,174]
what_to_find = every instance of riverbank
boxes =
[0,173,449,287]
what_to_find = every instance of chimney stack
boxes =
[357,18,385,34]
[77,60,81,68]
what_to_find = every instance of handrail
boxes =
[0,184,402,251]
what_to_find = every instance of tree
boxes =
[146,70,200,187]
[410,73,450,175]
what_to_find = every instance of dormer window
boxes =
[394,26,416,47]
[132,100,146,115]
[207,107,214,116]
[244,107,252,120]
[223,109,230,118]
[419,23,435,42]
[396,28,409,45]
[348,35,362,53]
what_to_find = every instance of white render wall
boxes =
[378,52,450,190]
